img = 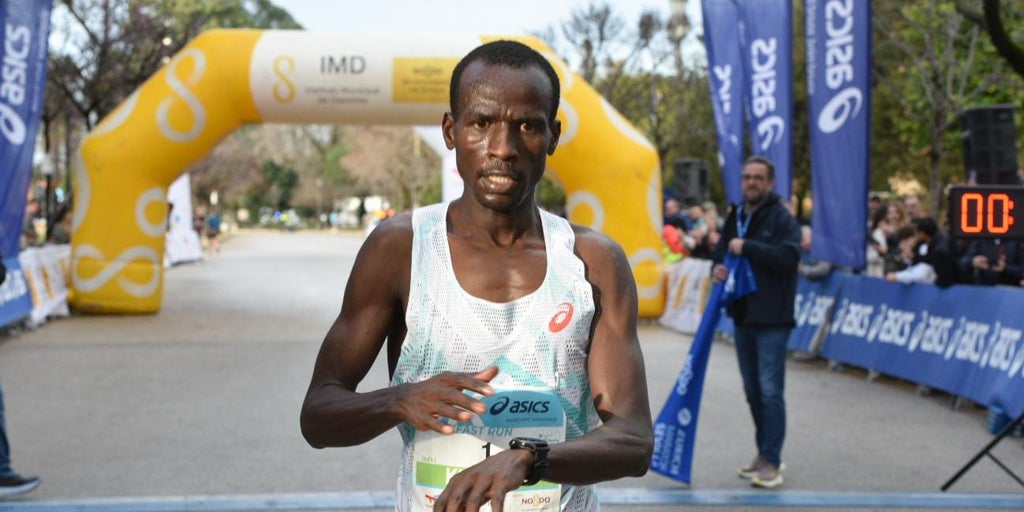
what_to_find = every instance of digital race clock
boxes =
[947,185,1024,238]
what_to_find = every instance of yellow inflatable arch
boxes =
[70,30,665,317]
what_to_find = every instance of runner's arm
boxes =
[300,217,496,448]
[542,227,654,485]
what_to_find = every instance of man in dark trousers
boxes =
[0,255,42,498]
[711,156,801,489]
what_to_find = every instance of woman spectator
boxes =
[881,202,908,250]
[865,206,889,277]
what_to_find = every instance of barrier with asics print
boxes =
[660,262,1024,418]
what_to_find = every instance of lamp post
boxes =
[668,0,690,76]
[41,154,54,239]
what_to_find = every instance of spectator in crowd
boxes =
[886,226,934,284]
[695,200,724,258]
[960,238,1023,286]
[21,200,41,249]
[798,225,832,280]
[880,202,908,251]
[662,223,688,262]
[48,210,72,245]
[867,195,883,226]
[685,200,706,230]
[903,194,926,221]
[703,201,724,231]
[865,206,889,278]
[664,198,689,230]
[914,217,959,287]
[711,155,801,489]
[683,201,713,259]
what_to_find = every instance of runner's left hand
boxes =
[433,448,533,512]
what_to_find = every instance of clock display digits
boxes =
[947,186,1024,239]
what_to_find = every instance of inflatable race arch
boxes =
[70,30,665,316]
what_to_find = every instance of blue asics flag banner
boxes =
[737,0,793,200]
[807,0,871,269]
[0,0,53,257]
[652,253,756,484]
[701,0,745,205]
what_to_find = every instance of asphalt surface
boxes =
[0,230,1022,510]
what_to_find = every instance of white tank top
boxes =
[391,202,601,512]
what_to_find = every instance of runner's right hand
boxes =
[392,366,498,434]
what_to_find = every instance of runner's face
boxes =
[443,62,560,214]
[741,162,772,206]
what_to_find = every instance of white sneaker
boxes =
[751,465,784,489]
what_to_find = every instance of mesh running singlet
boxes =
[391,203,601,512]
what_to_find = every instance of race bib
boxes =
[412,388,565,512]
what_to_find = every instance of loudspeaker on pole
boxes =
[960,105,1020,185]
[671,158,710,203]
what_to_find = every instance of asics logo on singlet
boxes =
[489,396,551,415]
[548,302,574,333]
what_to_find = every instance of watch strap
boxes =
[509,437,550,486]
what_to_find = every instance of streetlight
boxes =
[41,154,54,237]
[669,0,690,41]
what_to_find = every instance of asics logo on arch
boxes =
[548,302,574,333]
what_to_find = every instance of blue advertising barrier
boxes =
[822,275,1024,418]
[0,256,34,328]
[790,272,843,352]
[714,271,1024,417]
[0,0,53,256]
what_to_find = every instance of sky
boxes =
[271,0,702,39]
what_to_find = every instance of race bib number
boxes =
[412,388,565,512]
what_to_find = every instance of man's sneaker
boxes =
[751,465,784,489]
[738,455,785,479]
[0,473,41,498]
[737,454,765,479]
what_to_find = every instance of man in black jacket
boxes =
[711,156,801,489]
[912,217,959,288]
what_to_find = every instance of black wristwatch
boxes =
[509,437,550,486]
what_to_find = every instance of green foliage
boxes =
[536,175,567,213]
[323,145,349,183]
[872,0,1024,214]
[421,173,443,206]
[248,159,299,209]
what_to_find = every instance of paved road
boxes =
[0,230,1021,510]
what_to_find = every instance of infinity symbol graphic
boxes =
[73,244,161,298]
[157,48,207,143]
[273,56,296,103]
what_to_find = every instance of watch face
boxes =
[510,437,548,451]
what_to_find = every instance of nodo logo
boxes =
[488,396,552,416]
[520,495,553,506]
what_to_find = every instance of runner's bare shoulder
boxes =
[569,223,631,277]
[357,211,414,291]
